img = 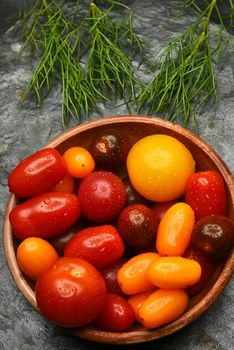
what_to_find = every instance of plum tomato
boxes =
[101,258,127,296]
[36,257,107,327]
[183,244,215,295]
[122,177,150,206]
[17,237,59,281]
[192,215,234,258]
[78,171,126,222]
[128,291,154,323]
[8,148,67,198]
[156,202,195,256]
[117,204,159,249]
[51,174,75,193]
[139,289,189,329]
[93,293,135,331]
[117,252,160,295]
[127,134,195,202]
[63,147,95,179]
[151,200,178,222]
[90,130,131,169]
[9,192,80,240]
[64,225,125,269]
[185,170,227,220]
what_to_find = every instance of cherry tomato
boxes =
[93,293,135,331]
[122,177,150,206]
[51,174,75,193]
[139,289,189,329]
[192,215,234,258]
[10,192,80,240]
[117,204,158,249]
[128,291,153,322]
[78,171,126,222]
[156,202,195,256]
[127,135,195,202]
[147,257,201,289]
[185,170,227,220]
[117,252,160,295]
[8,148,67,197]
[36,257,107,327]
[17,237,59,281]
[151,200,178,222]
[183,244,215,295]
[101,259,127,296]
[90,130,131,169]
[63,147,95,179]
[64,225,125,269]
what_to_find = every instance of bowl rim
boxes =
[3,115,234,344]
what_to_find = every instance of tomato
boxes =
[185,171,227,220]
[10,192,80,240]
[122,177,150,206]
[156,202,195,256]
[147,257,201,289]
[101,258,127,296]
[64,225,125,269]
[117,204,158,249]
[17,238,59,281]
[128,291,154,322]
[117,253,160,295]
[8,148,67,197]
[139,289,189,329]
[93,293,135,331]
[151,200,178,222]
[127,135,195,202]
[78,171,126,222]
[36,257,107,327]
[183,244,215,295]
[63,147,95,179]
[51,174,75,193]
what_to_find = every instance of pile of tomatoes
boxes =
[8,130,234,331]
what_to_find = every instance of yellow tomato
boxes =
[127,134,195,202]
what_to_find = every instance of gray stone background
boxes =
[0,0,233,349]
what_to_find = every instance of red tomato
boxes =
[183,244,215,295]
[8,148,67,197]
[185,171,227,220]
[9,192,80,240]
[101,258,127,296]
[78,171,126,222]
[51,174,75,193]
[93,293,135,331]
[151,200,178,221]
[36,257,107,327]
[64,225,125,269]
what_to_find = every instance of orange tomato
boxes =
[147,257,201,289]
[139,289,189,329]
[117,252,160,295]
[156,202,195,256]
[17,237,59,281]
[127,135,195,202]
[128,291,154,322]
[63,147,95,179]
[51,174,75,193]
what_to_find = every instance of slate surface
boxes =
[0,1,233,349]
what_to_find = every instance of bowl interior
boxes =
[4,116,234,344]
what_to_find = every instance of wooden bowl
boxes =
[3,116,234,344]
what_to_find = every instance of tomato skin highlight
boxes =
[93,293,135,331]
[10,192,80,240]
[8,148,67,197]
[36,257,107,327]
[64,225,125,269]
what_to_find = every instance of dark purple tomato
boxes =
[117,204,158,249]
[123,177,150,206]
[151,200,178,222]
[78,171,126,222]
[93,293,135,331]
[192,215,234,258]
[101,258,127,296]
[8,148,67,197]
[9,192,80,240]
[90,131,131,169]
